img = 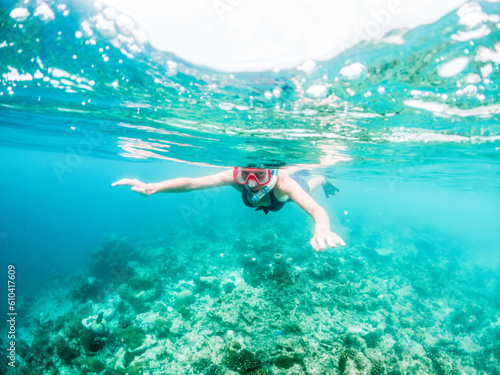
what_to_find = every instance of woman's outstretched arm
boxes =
[111,169,235,196]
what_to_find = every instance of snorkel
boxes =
[247,169,278,204]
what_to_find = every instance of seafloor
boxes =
[3,214,500,375]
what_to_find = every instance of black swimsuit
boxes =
[241,175,310,215]
[242,189,286,215]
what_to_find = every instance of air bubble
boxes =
[340,62,366,81]
[437,57,469,77]
[133,29,148,45]
[306,85,327,98]
[102,7,117,20]
[10,8,29,21]
[115,14,135,36]
[297,60,316,75]
[35,2,55,21]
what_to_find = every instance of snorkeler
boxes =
[112,167,345,252]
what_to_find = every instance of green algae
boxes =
[121,326,146,350]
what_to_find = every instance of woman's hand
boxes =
[111,179,156,196]
[310,230,345,252]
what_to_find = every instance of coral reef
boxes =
[17,221,500,374]
[205,364,225,375]
[239,254,272,287]
[364,330,381,348]
[82,312,109,337]
[72,276,104,302]
[77,357,106,374]
[307,259,339,280]
[225,342,266,374]
[195,275,221,297]
[53,335,79,362]
[90,235,138,281]
[152,318,172,338]
[370,359,385,375]
[339,348,358,373]
[271,258,293,285]
[117,271,162,313]
[121,326,147,350]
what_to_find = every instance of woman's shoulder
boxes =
[275,170,292,188]
[274,171,293,201]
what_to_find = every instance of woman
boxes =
[112,167,345,252]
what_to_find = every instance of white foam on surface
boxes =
[437,57,469,77]
[306,85,327,98]
[405,99,500,117]
[475,44,500,63]
[340,62,367,81]
[10,7,30,21]
[451,24,491,41]
[297,60,317,75]
[381,34,406,44]
[2,67,33,81]
[35,2,55,21]
[480,63,493,78]
[456,2,487,28]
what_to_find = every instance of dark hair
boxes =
[243,161,286,169]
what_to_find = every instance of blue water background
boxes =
[1,0,500,355]
[1,143,499,300]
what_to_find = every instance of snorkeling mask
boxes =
[233,167,279,204]
[233,167,272,186]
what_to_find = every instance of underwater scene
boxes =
[1,0,500,374]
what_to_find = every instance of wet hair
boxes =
[244,161,286,169]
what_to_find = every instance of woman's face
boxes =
[241,168,268,193]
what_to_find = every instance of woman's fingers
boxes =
[326,232,346,247]
[112,179,146,189]
[131,186,145,193]
[335,234,346,246]
[310,233,327,252]
[311,231,346,252]
[111,178,136,187]
[131,186,151,196]
[316,233,327,250]
[112,178,150,195]
[326,234,337,248]
[309,238,320,252]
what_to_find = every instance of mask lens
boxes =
[254,171,268,183]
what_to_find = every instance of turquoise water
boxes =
[1,1,500,374]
